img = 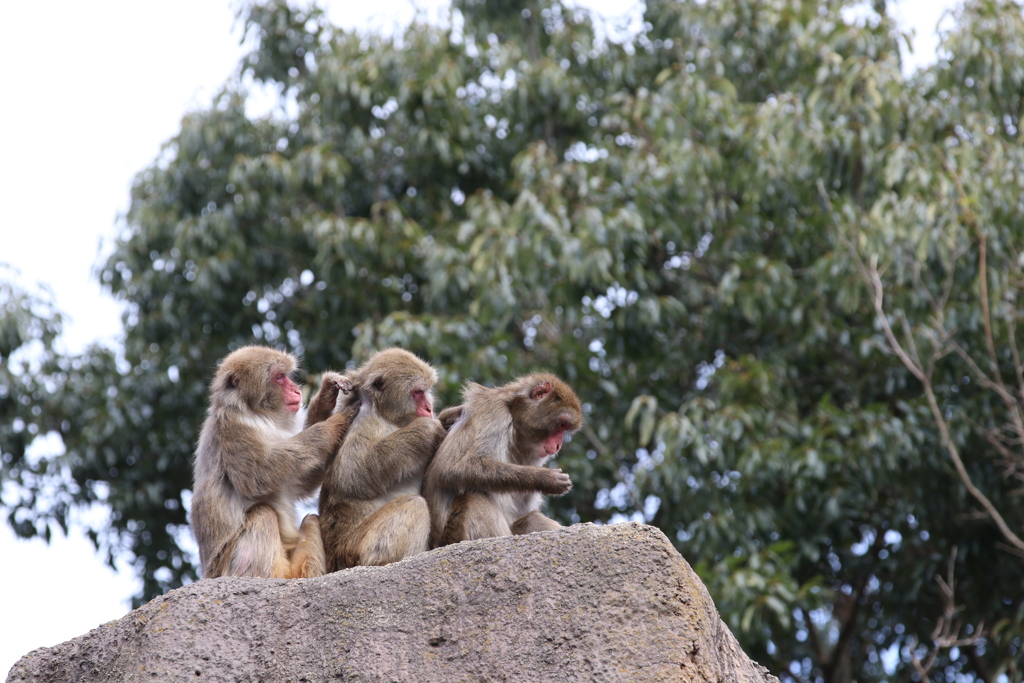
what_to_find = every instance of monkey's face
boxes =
[367,375,435,426]
[517,375,583,462]
[274,369,302,413]
[410,383,434,418]
[535,410,580,460]
[213,346,302,416]
[354,348,438,426]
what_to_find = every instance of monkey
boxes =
[423,373,583,548]
[318,347,448,572]
[190,346,359,580]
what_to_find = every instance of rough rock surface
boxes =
[8,522,778,683]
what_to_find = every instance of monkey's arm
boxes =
[437,453,571,495]
[224,403,359,499]
[433,419,571,496]
[437,405,465,431]
[333,417,446,499]
[304,372,350,428]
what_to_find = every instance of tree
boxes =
[2,0,1022,680]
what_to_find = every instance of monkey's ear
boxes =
[224,373,240,390]
[371,374,385,391]
[530,382,552,401]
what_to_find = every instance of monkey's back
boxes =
[191,412,252,577]
[192,407,302,577]
[424,385,518,539]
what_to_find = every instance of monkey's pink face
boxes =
[411,387,433,418]
[275,371,302,413]
[541,421,573,456]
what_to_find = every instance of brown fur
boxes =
[190,346,357,579]
[304,371,350,428]
[424,373,583,548]
[319,348,446,571]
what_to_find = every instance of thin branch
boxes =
[909,547,986,681]
[950,342,1020,407]
[935,241,970,312]
[942,155,1014,396]
[917,337,1024,552]
[941,157,1024,454]
[868,255,927,382]
[970,418,1019,464]
[818,178,1024,553]
[997,541,1024,559]
[968,203,1000,377]
[1007,315,1024,406]
[898,309,926,370]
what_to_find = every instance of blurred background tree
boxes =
[2,0,1023,681]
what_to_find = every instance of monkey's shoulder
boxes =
[200,410,300,458]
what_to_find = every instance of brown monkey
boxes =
[190,346,358,579]
[424,373,583,548]
[319,348,447,571]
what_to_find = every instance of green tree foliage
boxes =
[2,0,1023,680]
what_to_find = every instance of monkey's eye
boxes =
[273,373,287,385]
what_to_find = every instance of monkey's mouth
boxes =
[284,393,302,413]
[542,433,563,456]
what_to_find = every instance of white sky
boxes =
[0,0,959,676]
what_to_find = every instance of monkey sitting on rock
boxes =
[192,344,584,580]
[190,346,358,580]
[318,348,447,571]
[424,373,583,548]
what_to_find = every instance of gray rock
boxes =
[8,522,778,682]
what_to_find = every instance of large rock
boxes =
[8,522,777,682]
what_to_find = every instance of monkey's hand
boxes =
[540,468,573,496]
[306,372,354,428]
[423,417,448,453]
[437,405,465,431]
[318,371,352,402]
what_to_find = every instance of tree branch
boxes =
[942,156,1004,380]
[818,178,1024,553]
[910,547,986,682]
[893,278,1024,552]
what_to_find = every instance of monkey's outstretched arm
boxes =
[433,422,571,496]
[304,372,350,428]
[223,403,359,499]
[438,454,570,495]
[333,417,445,499]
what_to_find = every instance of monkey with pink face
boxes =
[424,373,583,548]
[318,348,448,571]
[190,346,358,579]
